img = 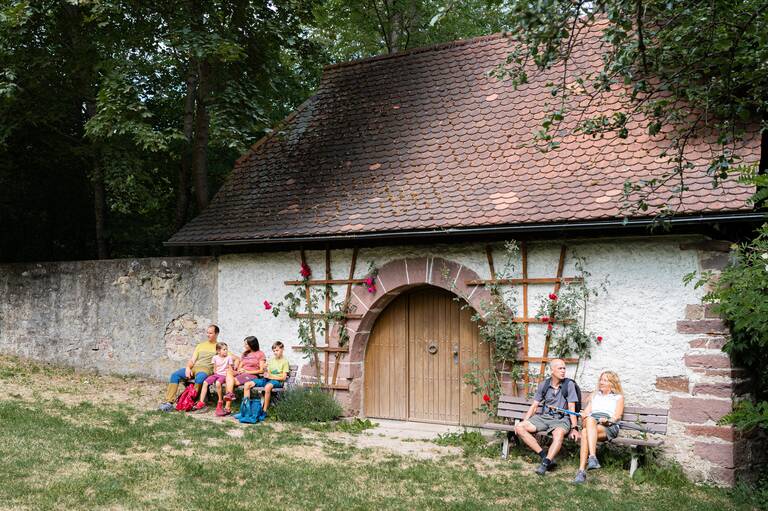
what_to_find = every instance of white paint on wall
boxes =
[218,236,704,407]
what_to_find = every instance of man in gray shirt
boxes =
[514,358,580,475]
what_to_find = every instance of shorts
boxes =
[528,414,571,434]
[235,373,258,385]
[253,378,284,389]
[204,374,226,385]
[605,424,620,441]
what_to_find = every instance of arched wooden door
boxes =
[363,287,490,425]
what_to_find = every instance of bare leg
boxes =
[262,383,274,411]
[547,428,566,461]
[225,369,236,395]
[243,380,255,399]
[579,424,590,471]
[215,381,223,403]
[585,417,599,457]
[514,421,543,454]
[198,382,210,403]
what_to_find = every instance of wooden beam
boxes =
[522,241,529,390]
[332,247,359,388]
[300,249,321,382]
[324,247,331,384]
[465,277,583,286]
[538,245,568,381]
[294,313,363,320]
[285,278,367,285]
[292,346,349,353]
[512,317,574,324]
[522,357,579,364]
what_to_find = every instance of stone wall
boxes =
[0,257,217,380]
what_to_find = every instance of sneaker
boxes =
[535,462,549,476]
[573,470,587,484]
[587,455,601,470]
[215,402,226,416]
[193,402,206,412]
[223,392,235,402]
[158,402,173,413]
[219,408,231,417]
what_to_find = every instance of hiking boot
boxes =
[223,392,235,402]
[573,470,587,484]
[535,462,549,476]
[158,402,173,413]
[587,455,601,470]
[193,402,206,412]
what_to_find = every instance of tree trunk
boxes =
[85,99,109,259]
[192,58,210,212]
[175,65,196,232]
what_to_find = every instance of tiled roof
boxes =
[168,31,760,245]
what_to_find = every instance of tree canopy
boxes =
[1,0,765,262]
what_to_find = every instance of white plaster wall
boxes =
[218,236,704,406]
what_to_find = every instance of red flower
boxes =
[364,276,374,286]
[367,285,376,294]
[540,316,550,323]
[482,394,491,403]
[597,336,603,344]
[263,300,272,310]
[547,323,553,331]
[549,293,558,301]
[300,262,311,278]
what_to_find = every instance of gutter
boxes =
[163,212,766,248]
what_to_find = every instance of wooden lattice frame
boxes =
[466,242,582,391]
[283,248,362,391]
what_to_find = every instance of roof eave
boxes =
[163,211,766,248]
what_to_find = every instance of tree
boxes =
[494,0,768,215]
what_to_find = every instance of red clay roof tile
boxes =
[169,30,760,245]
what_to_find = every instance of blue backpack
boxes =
[235,397,262,424]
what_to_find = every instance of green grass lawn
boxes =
[0,357,757,510]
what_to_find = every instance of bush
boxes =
[270,387,344,423]
[434,430,497,458]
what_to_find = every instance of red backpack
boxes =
[175,384,198,412]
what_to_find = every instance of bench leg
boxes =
[629,450,639,478]
[502,434,510,460]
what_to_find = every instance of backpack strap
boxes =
[538,377,552,415]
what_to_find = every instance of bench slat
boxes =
[621,413,668,424]
[498,402,540,413]
[480,422,516,432]
[624,406,669,416]
[611,437,665,448]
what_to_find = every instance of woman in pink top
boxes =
[221,336,265,416]
[193,342,237,414]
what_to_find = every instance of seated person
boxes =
[514,358,580,475]
[158,324,219,412]
[245,341,289,421]
[573,371,625,484]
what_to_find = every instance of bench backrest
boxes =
[496,395,668,435]
[286,365,298,387]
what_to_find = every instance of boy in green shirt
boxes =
[248,341,289,420]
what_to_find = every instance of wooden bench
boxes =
[481,394,669,477]
[235,365,298,395]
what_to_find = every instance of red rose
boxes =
[367,285,376,293]
[364,277,374,286]
[540,316,550,323]
[482,394,491,403]
[549,293,558,300]
[263,300,272,310]
[547,323,553,331]
[300,262,311,278]
[597,336,603,344]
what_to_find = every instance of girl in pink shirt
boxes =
[193,342,237,414]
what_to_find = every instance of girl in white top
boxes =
[573,371,625,484]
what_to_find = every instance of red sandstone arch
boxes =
[337,256,493,416]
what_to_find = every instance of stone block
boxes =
[684,304,705,320]
[670,396,732,423]
[692,383,735,398]
[708,467,736,487]
[703,304,721,319]
[376,259,409,294]
[404,257,429,285]
[694,441,736,468]
[430,257,463,289]
[691,368,745,378]
[677,320,727,334]
[655,376,689,393]
[700,252,730,271]
[684,354,731,369]
[689,337,727,350]
[685,425,738,441]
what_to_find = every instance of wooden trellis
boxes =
[284,247,363,391]
[466,242,582,393]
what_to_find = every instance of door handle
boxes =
[453,344,459,364]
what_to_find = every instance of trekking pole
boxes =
[545,405,654,433]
